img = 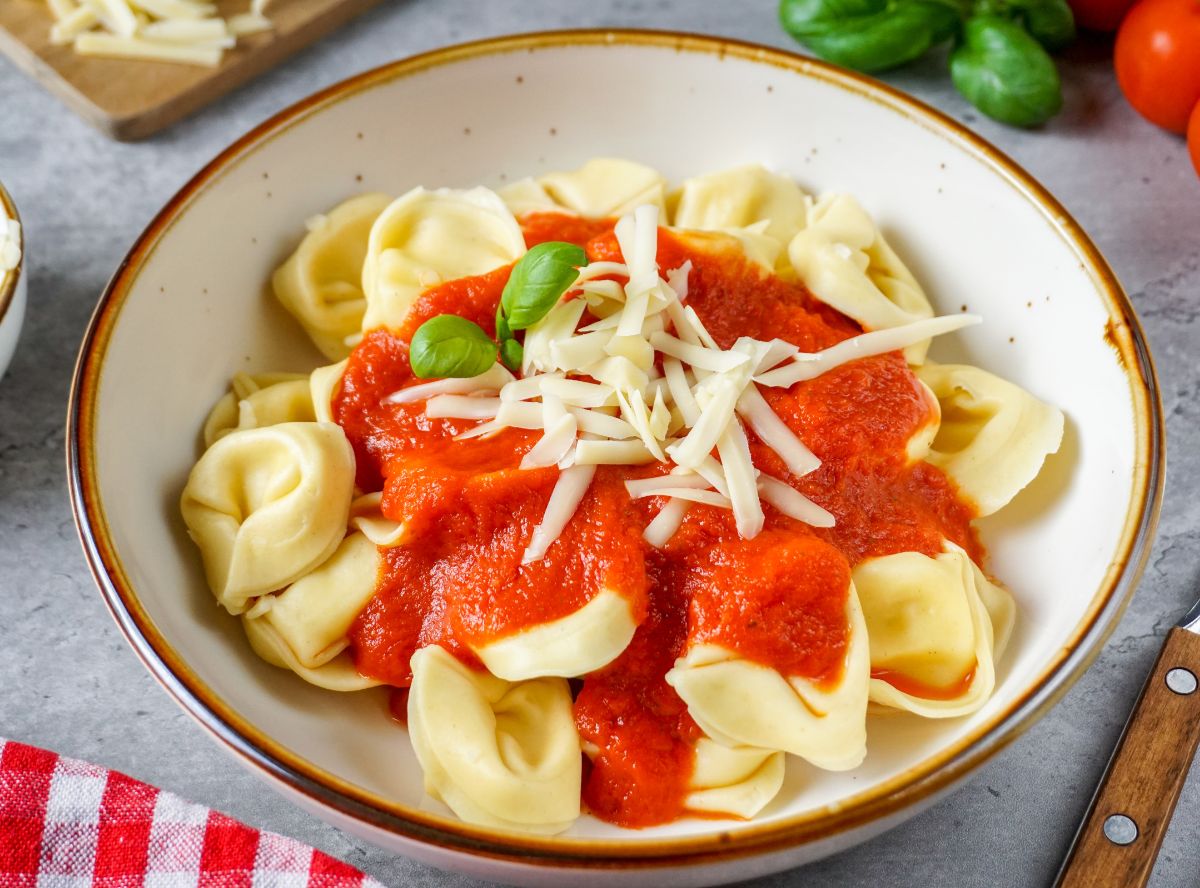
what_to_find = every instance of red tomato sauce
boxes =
[335,212,982,828]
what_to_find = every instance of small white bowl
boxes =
[67,30,1163,888]
[0,183,26,382]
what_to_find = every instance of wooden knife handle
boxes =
[1057,627,1200,888]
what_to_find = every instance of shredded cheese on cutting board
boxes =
[388,204,980,561]
[44,0,274,66]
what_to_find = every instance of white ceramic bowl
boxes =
[68,30,1163,887]
[0,183,26,382]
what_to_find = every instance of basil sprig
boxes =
[779,0,1072,127]
[408,241,587,379]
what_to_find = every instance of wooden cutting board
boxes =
[0,0,386,141]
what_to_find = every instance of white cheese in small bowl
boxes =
[0,206,21,286]
[0,188,26,381]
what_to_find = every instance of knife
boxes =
[1056,600,1200,887]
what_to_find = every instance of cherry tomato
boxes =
[1114,0,1200,133]
[1068,0,1137,30]
[1188,101,1200,177]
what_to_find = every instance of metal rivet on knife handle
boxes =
[1165,668,1197,695]
[1103,814,1138,846]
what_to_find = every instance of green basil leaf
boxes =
[950,16,1063,127]
[499,338,524,373]
[782,0,962,73]
[495,306,513,343]
[409,314,498,379]
[500,241,588,330]
[779,0,887,36]
[1008,0,1075,50]
[922,0,966,40]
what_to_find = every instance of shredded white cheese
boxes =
[50,7,97,43]
[624,474,712,498]
[386,363,514,404]
[45,0,274,66]
[574,439,657,465]
[758,475,835,528]
[520,394,577,469]
[387,204,978,561]
[643,497,690,547]
[74,32,223,65]
[226,12,272,36]
[753,314,981,389]
[47,0,77,19]
[630,487,732,508]
[522,465,596,564]
[424,395,502,420]
[716,421,763,539]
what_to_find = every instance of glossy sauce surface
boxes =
[335,213,981,827]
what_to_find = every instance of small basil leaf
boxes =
[788,1,963,73]
[500,241,587,330]
[409,315,498,379]
[495,306,513,343]
[499,338,524,374]
[1009,0,1075,50]
[779,0,887,37]
[950,16,1063,127]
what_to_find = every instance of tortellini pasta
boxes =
[916,362,1064,516]
[407,645,581,834]
[180,421,355,614]
[248,531,381,671]
[672,164,809,267]
[686,739,785,819]
[308,360,347,425]
[538,158,668,217]
[244,617,379,693]
[348,491,408,548]
[787,193,934,362]
[202,373,315,448]
[273,193,392,360]
[496,178,560,217]
[472,588,639,681]
[853,545,1015,718]
[361,187,526,333]
[672,226,784,273]
[905,379,943,464]
[665,587,870,772]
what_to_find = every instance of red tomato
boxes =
[1189,101,1200,177]
[1115,0,1200,133]
[1069,0,1137,30]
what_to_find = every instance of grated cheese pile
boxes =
[388,205,980,563]
[0,205,20,283]
[45,0,274,67]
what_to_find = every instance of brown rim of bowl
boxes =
[0,182,22,328]
[66,28,1164,869]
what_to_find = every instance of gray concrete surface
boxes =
[1,2,1198,886]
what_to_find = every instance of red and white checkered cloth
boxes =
[0,737,388,888]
